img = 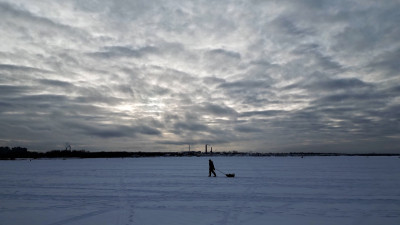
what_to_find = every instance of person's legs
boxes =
[209,169,211,177]
[212,170,216,177]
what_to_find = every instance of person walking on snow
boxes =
[209,159,216,177]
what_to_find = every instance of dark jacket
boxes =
[209,160,215,170]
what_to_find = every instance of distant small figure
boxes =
[209,159,216,177]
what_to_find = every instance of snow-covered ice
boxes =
[0,156,399,225]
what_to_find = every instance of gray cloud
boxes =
[199,103,238,117]
[285,76,373,93]
[38,79,74,88]
[0,0,399,153]
[0,64,50,73]
[0,2,89,47]
[206,49,241,60]
[90,45,159,59]
[173,121,208,133]
[65,121,161,138]
[271,16,315,38]
[368,48,400,77]
[240,110,286,118]
[0,84,32,97]
[234,125,262,133]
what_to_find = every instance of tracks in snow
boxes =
[117,166,135,225]
[46,208,115,225]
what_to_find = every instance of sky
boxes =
[0,0,399,153]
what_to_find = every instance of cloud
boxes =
[173,121,208,133]
[206,49,241,60]
[38,79,74,88]
[0,84,32,97]
[66,121,161,138]
[89,45,159,59]
[219,80,270,89]
[234,125,262,133]
[271,16,314,38]
[203,76,226,85]
[285,77,373,92]
[368,48,400,77]
[198,103,238,117]
[0,0,399,153]
[0,64,50,73]
[240,110,286,118]
[0,2,89,48]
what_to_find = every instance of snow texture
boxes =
[0,157,399,225]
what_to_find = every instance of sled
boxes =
[216,168,235,178]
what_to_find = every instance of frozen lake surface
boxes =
[0,156,399,225]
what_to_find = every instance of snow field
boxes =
[0,156,399,225]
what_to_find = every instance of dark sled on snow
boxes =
[216,168,235,178]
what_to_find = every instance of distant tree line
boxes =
[0,146,399,160]
[0,146,29,159]
[0,147,204,159]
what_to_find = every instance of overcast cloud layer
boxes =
[1,0,399,153]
